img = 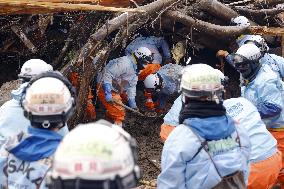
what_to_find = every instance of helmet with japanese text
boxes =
[180,64,224,103]
[46,120,140,189]
[21,71,76,129]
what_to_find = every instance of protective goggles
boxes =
[142,53,154,64]
[231,54,251,70]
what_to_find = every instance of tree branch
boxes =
[163,10,248,39]
[235,6,284,17]
[198,0,238,22]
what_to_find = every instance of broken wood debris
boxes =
[0,0,145,15]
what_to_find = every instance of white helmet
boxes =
[46,120,140,189]
[144,73,162,91]
[180,64,224,103]
[241,35,269,53]
[214,69,229,86]
[22,72,75,129]
[214,69,225,81]
[235,43,262,61]
[19,59,53,81]
[134,47,154,63]
[231,16,250,27]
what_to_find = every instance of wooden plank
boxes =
[0,0,145,15]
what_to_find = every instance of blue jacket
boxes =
[260,53,284,78]
[0,126,63,189]
[163,95,182,126]
[223,97,277,162]
[0,83,69,148]
[164,96,276,163]
[158,63,183,95]
[158,115,251,189]
[125,36,171,64]
[97,55,138,99]
[241,64,284,128]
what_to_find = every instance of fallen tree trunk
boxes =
[0,0,144,15]
[164,10,248,39]
[256,0,284,6]
[164,10,284,39]
[92,0,181,42]
[235,6,284,17]
[198,0,238,22]
[198,0,258,26]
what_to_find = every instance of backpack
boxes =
[190,127,246,189]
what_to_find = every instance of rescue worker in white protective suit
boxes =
[143,63,183,113]
[160,69,282,189]
[0,71,76,189]
[125,36,172,82]
[232,43,284,187]
[97,47,153,126]
[158,64,251,189]
[45,120,140,189]
[125,36,172,65]
[217,16,284,79]
[0,59,69,148]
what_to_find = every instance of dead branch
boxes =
[0,39,15,53]
[92,0,180,41]
[38,15,53,36]
[10,25,37,53]
[0,0,145,15]
[53,18,85,69]
[163,10,248,39]
[27,0,145,7]
[226,0,252,6]
[249,26,284,35]
[255,0,284,6]
[198,0,238,22]
[161,18,228,50]
[235,6,284,17]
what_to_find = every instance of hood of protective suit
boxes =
[183,115,236,140]
[11,82,28,101]
[7,126,63,161]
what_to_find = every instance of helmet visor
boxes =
[142,53,154,64]
[232,54,250,73]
